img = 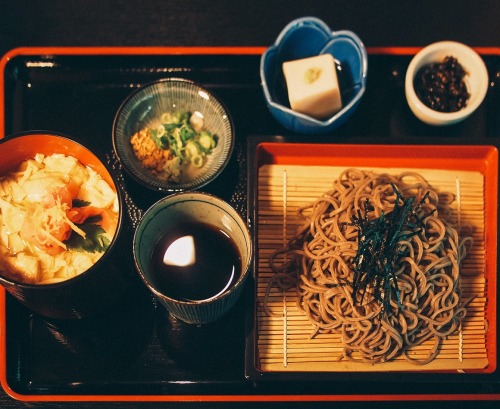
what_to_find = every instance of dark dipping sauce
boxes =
[413,56,470,113]
[150,221,242,302]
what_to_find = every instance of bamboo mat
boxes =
[255,165,490,372]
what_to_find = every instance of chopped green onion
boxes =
[144,111,218,174]
[191,154,204,167]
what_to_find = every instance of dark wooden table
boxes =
[0,1,498,408]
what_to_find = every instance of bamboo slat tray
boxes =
[249,142,498,375]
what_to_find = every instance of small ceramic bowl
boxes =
[260,16,368,134]
[113,78,234,192]
[0,131,133,319]
[405,41,489,126]
[133,192,252,324]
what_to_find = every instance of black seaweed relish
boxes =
[413,56,470,113]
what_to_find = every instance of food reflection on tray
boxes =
[251,143,497,374]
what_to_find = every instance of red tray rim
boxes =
[0,46,499,403]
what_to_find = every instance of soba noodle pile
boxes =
[267,169,473,365]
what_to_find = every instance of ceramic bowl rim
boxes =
[0,130,124,290]
[133,191,252,306]
[112,77,235,192]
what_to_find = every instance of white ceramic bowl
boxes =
[405,41,489,126]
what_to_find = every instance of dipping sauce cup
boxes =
[133,192,252,324]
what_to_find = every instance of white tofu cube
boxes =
[283,54,342,119]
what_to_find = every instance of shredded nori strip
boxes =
[347,184,434,316]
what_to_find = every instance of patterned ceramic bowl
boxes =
[113,78,234,192]
[133,192,252,325]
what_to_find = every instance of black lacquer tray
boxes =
[0,47,499,402]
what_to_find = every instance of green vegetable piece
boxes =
[149,128,168,149]
[164,123,180,131]
[185,140,200,158]
[191,154,204,167]
[149,110,216,168]
[72,199,91,207]
[178,111,190,123]
[180,125,196,143]
[198,132,214,151]
[65,222,111,253]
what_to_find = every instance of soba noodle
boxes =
[267,169,473,364]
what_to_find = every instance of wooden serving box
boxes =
[250,142,497,374]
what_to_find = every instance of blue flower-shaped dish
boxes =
[260,17,368,134]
